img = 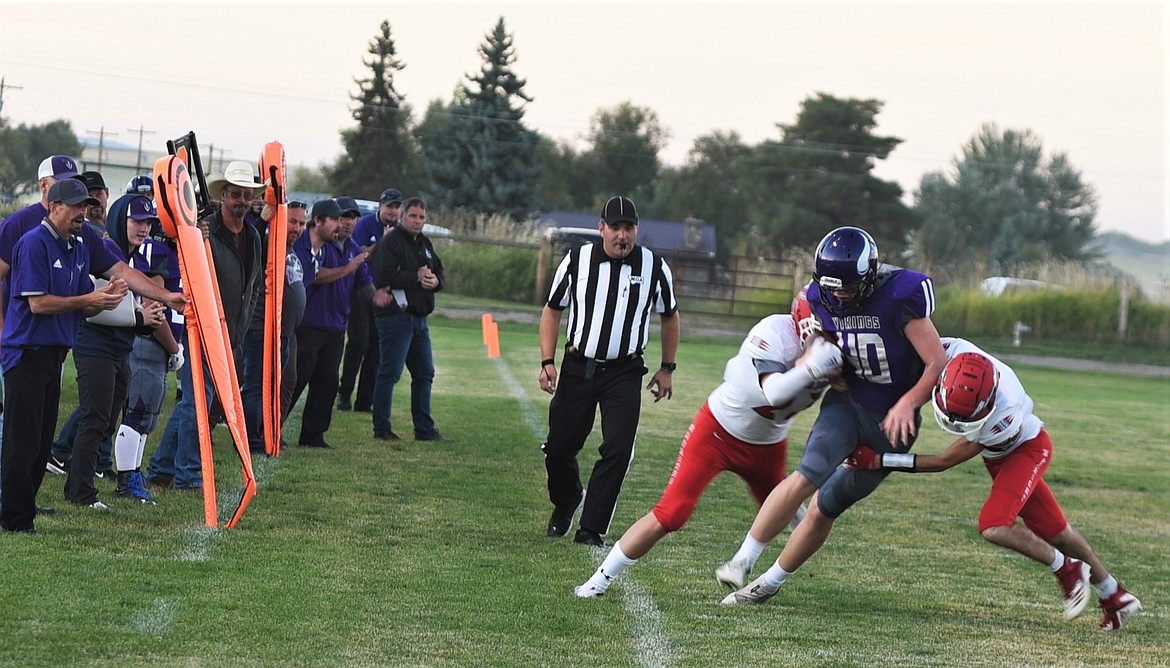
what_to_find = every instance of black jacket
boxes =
[371,224,443,317]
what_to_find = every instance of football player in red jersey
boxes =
[847,338,1142,631]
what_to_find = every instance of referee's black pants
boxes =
[543,355,645,536]
[1,346,67,532]
[291,326,345,446]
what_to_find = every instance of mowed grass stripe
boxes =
[491,342,674,668]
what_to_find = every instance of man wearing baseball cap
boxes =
[342,187,403,413]
[538,195,680,547]
[1,180,131,532]
[78,170,110,232]
[289,199,372,448]
[0,157,186,479]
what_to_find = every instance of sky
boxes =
[1,1,1167,241]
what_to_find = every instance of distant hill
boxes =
[1093,231,1170,303]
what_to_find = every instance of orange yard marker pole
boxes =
[481,313,492,346]
[486,316,500,359]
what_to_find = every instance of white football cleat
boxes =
[721,575,780,605]
[715,559,751,590]
[574,583,606,598]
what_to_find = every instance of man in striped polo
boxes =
[538,195,680,547]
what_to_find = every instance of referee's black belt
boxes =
[565,347,640,369]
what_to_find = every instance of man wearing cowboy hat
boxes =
[147,160,264,491]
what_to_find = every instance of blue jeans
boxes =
[241,328,292,453]
[372,312,436,438]
[147,331,214,489]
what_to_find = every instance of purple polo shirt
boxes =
[294,232,371,332]
[1,222,94,372]
[0,203,119,274]
[353,213,385,249]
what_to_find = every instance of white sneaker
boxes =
[715,558,751,589]
[721,574,780,605]
[787,503,808,533]
[574,583,606,598]
[88,501,110,511]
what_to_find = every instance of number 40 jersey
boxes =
[808,267,936,417]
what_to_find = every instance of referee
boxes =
[538,195,680,547]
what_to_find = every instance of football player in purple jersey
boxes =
[719,226,948,604]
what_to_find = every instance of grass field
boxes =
[2,315,1167,667]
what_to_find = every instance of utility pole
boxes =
[0,75,23,114]
[0,75,23,115]
[206,144,229,174]
[86,126,118,169]
[127,124,155,172]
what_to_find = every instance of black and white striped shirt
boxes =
[546,243,677,361]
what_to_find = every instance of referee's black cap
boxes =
[602,195,638,225]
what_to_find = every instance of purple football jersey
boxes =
[808,267,936,415]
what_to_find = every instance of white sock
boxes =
[1094,575,1119,599]
[113,425,142,472]
[732,535,768,570]
[1048,549,1066,572]
[583,541,638,592]
[761,561,794,588]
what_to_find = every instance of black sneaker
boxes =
[415,431,445,442]
[337,397,352,411]
[573,529,604,547]
[374,430,401,441]
[46,456,68,475]
[299,440,333,449]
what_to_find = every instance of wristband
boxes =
[541,358,555,368]
[881,453,917,471]
[660,362,677,372]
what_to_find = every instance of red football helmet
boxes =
[791,282,821,348]
[932,352,1000,437]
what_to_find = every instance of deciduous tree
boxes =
[913,123,1098,276]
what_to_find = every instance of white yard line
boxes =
[494,357,675,668]
[132,451,279,637]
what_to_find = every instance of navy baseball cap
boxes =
[79,170,108,191]
[336,196,361,217]
[48,179,99,206]
[601,195,638,225]
[127,196,159,221]
[311,198,343,219]
[38,155,80,180]
[379,188,403,205]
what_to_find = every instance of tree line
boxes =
[1,16,1101,283]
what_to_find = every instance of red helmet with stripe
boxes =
[932,352,1000,437]
[791,282,821,348]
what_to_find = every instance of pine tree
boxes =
[330,20,417,199]
[422,17,540,219]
